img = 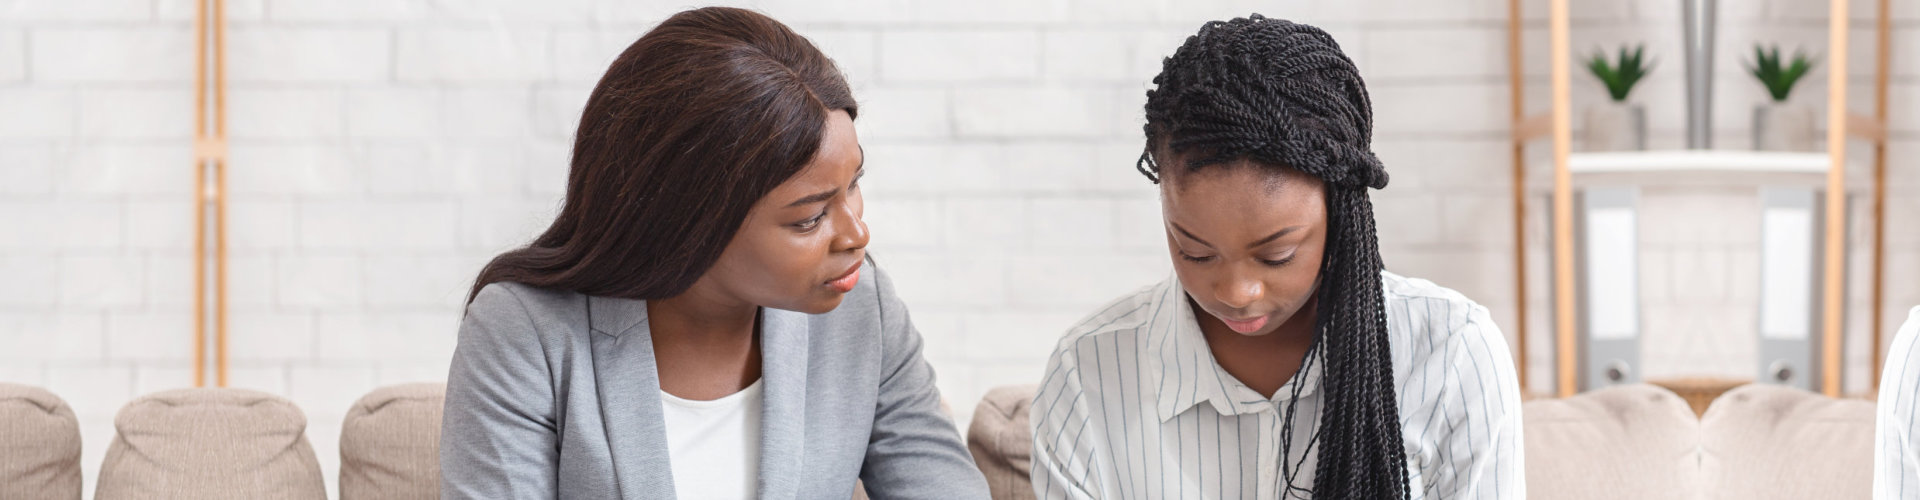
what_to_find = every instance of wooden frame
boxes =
[1869,0,1893,395]
[1547,0,1576,398]
[1821,0,1850,397]
[192,0,228,388]
[1506,0,1892,398]
[1506,0,1531,392]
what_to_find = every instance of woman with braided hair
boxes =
[1031,15,1523,499]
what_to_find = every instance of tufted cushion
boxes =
[0,382,83,500]
[1522,383,1702,500]
[967,384,1038,500]
[1699,383,1873,500]
[340,382,446,500]
[95,388,325,499]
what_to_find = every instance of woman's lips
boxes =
[1219,314,1270,334]
[825,263,861,293]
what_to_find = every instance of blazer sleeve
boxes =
[441,283,561,499]
[856,262,992,499]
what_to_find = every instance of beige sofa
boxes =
[94,388,328,499]
[0,383,442,500]
[968,384,1039,500]
[964,382,1875,500]
[0,380,1876,499]
[339,382,446,500]
[1699,383,1874,499]
[0,383,84,499]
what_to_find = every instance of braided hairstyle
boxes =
[1138,15,1408,499]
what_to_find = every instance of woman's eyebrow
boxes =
[785,168,864,209]
[1169,222,1214,249]
[1248,226,1305,248]
[785,188,839,208]
[1171,223,1304,249]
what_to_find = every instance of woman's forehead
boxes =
[1164,161,1323,200]
[1161,165,1325,239]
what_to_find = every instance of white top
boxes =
[661,379,764,500]
[1874,306,1920,499]
[1031,271,1525,499]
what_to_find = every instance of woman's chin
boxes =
[789,294,846,315]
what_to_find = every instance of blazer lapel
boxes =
[586,295,676,499]
[756,307,811,500]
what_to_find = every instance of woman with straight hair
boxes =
[1030,15,1524,499]
[439,7,989,499]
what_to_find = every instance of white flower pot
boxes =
[1752,102,1818,152]
[1584,102,1647,152]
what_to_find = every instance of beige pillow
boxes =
[339,382,445,500]
[95,388,325,500]
[1523,383,1702,500]
[967,384,1038,500]
[1699,383,1873,500]
[0,383,83,500]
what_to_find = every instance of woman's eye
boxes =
[1260,256,1296,267]
[794,212,827,231]
[1179,253,1214,264]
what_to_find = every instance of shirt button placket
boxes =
[1256,408,1280,499]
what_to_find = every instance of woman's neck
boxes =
[646,284,763,400]
[1198,296,1318,400]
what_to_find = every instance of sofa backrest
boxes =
[0,382,83,500]
[1522,383,1703,500]
[968,384,1038,500]
[340,382,446,500]
[94,387,326,500]
[1698,383,1873,500]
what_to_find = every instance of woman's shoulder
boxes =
[1379,270,1507,363]
[1882,306,1920,380]
[463,281,596,347]
[1057,280,1167,352]
[470,281,589,319]
[1380,271,1479,310]
[1381,271,1521,418]
[1031,279,1172,395]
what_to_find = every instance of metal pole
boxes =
[1682,0,1717,149]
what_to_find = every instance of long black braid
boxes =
[1137,15,1408,499]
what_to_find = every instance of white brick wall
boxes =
[30,28,191,83]
[1,1,1916,498]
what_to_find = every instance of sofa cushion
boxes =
[1523,383,1701,500]
[1699,383,1873,500]
[968,384,1038,500]
[0,383,83,500]
[340,382,445,500]
[95,388,325,500]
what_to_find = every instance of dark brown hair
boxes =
[469,7,857,302]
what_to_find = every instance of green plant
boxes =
[1747,44,1818,102]
[1586,44,1655,102]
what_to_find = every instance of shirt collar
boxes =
[1148,276,1322,423]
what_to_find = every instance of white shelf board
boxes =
[1563,150,1842,188]
[1568,150,1828,174]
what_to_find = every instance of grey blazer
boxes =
[440,258,990,499]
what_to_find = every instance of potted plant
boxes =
[1747,44,1819,151]
[1584,44,1654,151]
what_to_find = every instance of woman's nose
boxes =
[1214,277,1262,311]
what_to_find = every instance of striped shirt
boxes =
[1875,306,1920,500]
[1031,271,1524,499]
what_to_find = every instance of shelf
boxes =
[1568,150,1827,174]
[1566,150,1841,188]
